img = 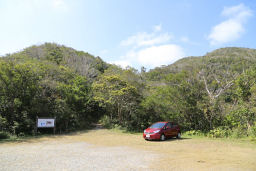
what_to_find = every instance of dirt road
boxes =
[0,129,256,171]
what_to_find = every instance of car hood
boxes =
[145,128,161,133]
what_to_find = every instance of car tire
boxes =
[176,132,181,139]
[160,134,165,141]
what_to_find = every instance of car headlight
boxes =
[153,130,160,133]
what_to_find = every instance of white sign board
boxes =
[37,118,55,128]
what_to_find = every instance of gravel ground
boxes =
[1,129,256,171]
[0,141,159,171]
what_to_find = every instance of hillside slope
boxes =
[1,44,256,135]
[6,43,109,79]
[146,47,256,81]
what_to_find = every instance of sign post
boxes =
[36,117,56,135]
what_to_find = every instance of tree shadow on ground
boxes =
[0,123,105,144]
[0,129,92,144]
[146,137,191,143]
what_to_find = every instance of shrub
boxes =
[18,132,25,137]
[99,115,112,128]
[0,131,10,139]
[247,122,256,138]
[251,125,256,137]
[230,127,246,138]
[185,130,204,136]
[113,124,122,130]
[207,127,231,138]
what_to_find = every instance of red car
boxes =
[143,121,181,141]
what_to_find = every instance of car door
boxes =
[165,122,172,138]
[170,122,178,136]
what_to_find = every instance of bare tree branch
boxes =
[214,75,220,83]
[214,80,234,99]
[199,70,237,101]
[202,75,214,100]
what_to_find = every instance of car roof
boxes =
[155,121,168,123]
[154,121,178,124]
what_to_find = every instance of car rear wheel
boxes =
[176,132,181,139]
[160,134,165,141]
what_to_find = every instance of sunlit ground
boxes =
[2,129,256,170]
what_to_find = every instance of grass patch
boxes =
[109,127,141,135]
[182,131,256,148]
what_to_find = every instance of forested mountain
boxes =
[0,43,108,135]
[146,47,256,81]
[1,43,256,138]
[7,43,109,79]
[144,47,256,136]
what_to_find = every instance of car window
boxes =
[171,123,176,128]
[166,122,171,128]
[150,122,166,128]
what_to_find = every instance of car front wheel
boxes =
[160,134,165,141]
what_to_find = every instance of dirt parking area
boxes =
[0,129,256,171]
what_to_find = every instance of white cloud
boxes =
[136,44,185,67]
[120,44,185,69]
[208,19,244,45]
[120,32,172,48]
[153,24,162,32]
[140,33,172,47]
[208,3,252,46]
[111,60,131,69]
[119,25,185,69]
[222,3,252,18]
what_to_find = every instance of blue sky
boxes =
[0,0,255,70]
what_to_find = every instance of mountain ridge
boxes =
[2,43,256,82]
[4,43,109,80]
[146,47,256,81]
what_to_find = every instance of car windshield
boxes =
[150,122,166,128]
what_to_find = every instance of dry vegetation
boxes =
[1,129,256,170]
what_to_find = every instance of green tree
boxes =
[92,74,141,129]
